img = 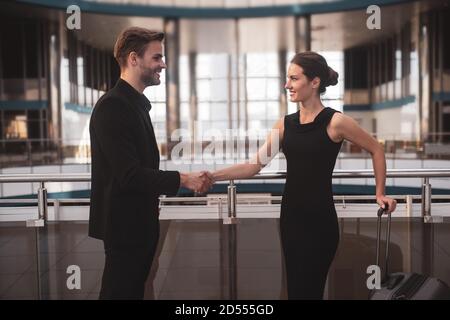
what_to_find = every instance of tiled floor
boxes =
[1,217,450,300]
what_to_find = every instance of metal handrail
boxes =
[239,169,450,179]
[0,169,449,226]
[0,173,91,182]
[1,194,449,203]
[1,169,450,183]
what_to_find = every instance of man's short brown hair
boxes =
[113,27,164,69]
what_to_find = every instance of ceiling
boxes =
[3,0,449,52]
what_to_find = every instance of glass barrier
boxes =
[1,216,449,300]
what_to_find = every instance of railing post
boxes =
[406,195,413,217]
[218,197,223,219]
[421,177,431,221]
[27,181,47,301]
[26,182,46,228]
[224,180,237,225]
[421,178,443,223]
[37,182,48,222]
[224,181,238,299]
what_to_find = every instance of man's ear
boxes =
[128,51,138,67]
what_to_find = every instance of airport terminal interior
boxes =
[1,0,450,300]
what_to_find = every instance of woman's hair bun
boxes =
[326,67,338,87]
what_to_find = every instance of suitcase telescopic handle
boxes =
[376,204,391,282]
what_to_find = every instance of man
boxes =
[89,27,211,299]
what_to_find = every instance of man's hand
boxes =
[180,171,214,194]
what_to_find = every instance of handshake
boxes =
[180,171,215,194]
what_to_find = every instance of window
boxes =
[24,22,38,78]
[195,53,229,139]
[245,52,280,129]
[320,51,344,112]
[344,47,368,89]
[1,24,24,79]
[3,111,27,139]
[144,66,167,145]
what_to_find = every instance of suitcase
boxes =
[369,206,450,300]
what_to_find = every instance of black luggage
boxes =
[369,206,450,300]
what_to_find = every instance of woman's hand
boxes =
[376,195,397,214]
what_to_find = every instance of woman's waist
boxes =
[281,192,335,208]
[283,179,333,192]
[279,201,339,227]
[284,168,333,180]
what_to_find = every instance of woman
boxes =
[211,52,397,299]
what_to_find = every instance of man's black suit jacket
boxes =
[89,79,180,248]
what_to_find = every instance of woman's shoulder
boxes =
[328,109,356,130]
[281,111,299,132]
[325,107,342,116]
[284,110,299,123]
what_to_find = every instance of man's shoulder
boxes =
[91,92,132,127]
[92,87,130,114]
[95,87,124,107]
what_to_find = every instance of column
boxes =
[48,20,62,159]
[188,51,197,157]
[278,49,287,117]
[418,12,431,142]
[295,15,311,53]
[164,18,180,159]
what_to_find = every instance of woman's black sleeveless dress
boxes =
[281,107,343,299]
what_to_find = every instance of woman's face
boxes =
[285,63,315,103]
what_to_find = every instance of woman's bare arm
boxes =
[212,118,284,181]
[330,113,397,213]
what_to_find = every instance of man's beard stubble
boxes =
[141,71,159,86]
[139,62,160,86]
